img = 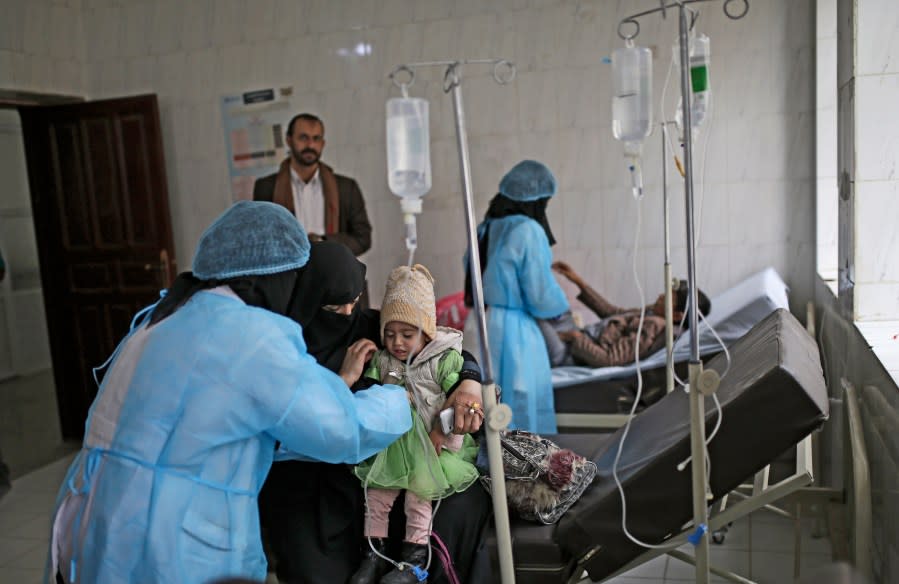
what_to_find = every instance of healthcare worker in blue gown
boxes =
[45,201,412,584]
[464,160,570,434]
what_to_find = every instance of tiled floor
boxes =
[0,369,77,480]
[0,453,836,584]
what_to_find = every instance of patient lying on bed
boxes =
[540,262,711,368]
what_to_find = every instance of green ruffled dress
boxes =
[354,349,480,500]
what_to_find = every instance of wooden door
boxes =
[19,94,176,439]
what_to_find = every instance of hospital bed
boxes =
[552,267,791,432]
[489,307,829,583]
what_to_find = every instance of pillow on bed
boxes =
[478,430,597,524]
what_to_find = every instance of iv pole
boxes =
[617,1,748,583]
[388,59,518,584]
[662,121,675,395]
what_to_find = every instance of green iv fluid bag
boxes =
[676,33,711,131]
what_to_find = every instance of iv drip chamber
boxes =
[386,97,432,202]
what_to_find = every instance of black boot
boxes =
[349,537,392,584]
[380,542,430,584]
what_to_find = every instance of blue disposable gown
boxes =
[46,288,411,584]
[479,216,569,433]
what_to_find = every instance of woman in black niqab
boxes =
[289,241,379,373]
[260,242,379,584]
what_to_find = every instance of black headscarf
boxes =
[464,193,556,307]
[288,241,378,372]
[148,269,300,326]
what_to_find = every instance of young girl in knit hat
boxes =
[350,264,480,584]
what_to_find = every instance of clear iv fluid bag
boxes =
[612,45,653,150]
[675,34,711,130]
[386,97,431,201]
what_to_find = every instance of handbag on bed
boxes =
[478,430,597,524]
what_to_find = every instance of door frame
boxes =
[15,93,177,439]
[0,90,83,426]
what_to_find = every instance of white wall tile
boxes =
[22,1,50,56]
[770,46,816,115]
[855,180,899,283]
[854,282,899,321]
[556,67,607,131]
[48,5,71,59]
[216,44,252,94]
[523,6,574,72]
[149,0,182,56]
[564,2,609,69]
[727,113,805,182]
[305,0,352,34]
[817,0,837,38]
[458,13,504,62]
[816,35,837,111]
[857,0,899,76]
[273,0,307,40]
[517,70,559,132]
[704,0,775,53]
[855,73,899,182]
[211,0,245,47]
[771,0,814,49]
[118,1,152,58]
[180,0,214,52]
[412,0,453,23]
[0,1,26,52]
[416,18,460,65]
[453,0,527,19]
[242,0,276,44]
[183,49,216,101]
[0,51,12,86]
[29,54,54,91]
[51,58,83,95]
[244,43,271,88]
[817,107,837,178]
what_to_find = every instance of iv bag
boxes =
[386,97,431,201]
[612,45,653,154]
[675,34,711,131]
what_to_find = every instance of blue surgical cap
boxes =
[498,160,557,202]
[192,201,311,280]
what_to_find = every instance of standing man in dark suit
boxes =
[253,113,372,256]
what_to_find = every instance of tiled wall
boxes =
[4,0,816,314]
[0,0,86,95]
[850,0,899,320]
[816,277,899,582]
[816,0,837,280]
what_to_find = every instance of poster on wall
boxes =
[220,87,293,201]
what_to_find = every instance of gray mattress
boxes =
[490,308,829,583]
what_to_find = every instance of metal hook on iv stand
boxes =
[388,58,517,584]
[618,2,748,583]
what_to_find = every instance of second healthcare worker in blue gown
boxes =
[465,160,570,434]
[45,201,411,584]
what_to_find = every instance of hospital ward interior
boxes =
[0,0,896,583]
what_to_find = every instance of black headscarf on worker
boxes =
[464,159,558,307]
[149,201,310,326]
[288,241,379,372]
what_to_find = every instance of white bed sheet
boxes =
[551,267,790,388]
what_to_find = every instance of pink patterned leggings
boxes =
[365,488,432,545]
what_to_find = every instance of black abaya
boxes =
[260,241,492,584]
